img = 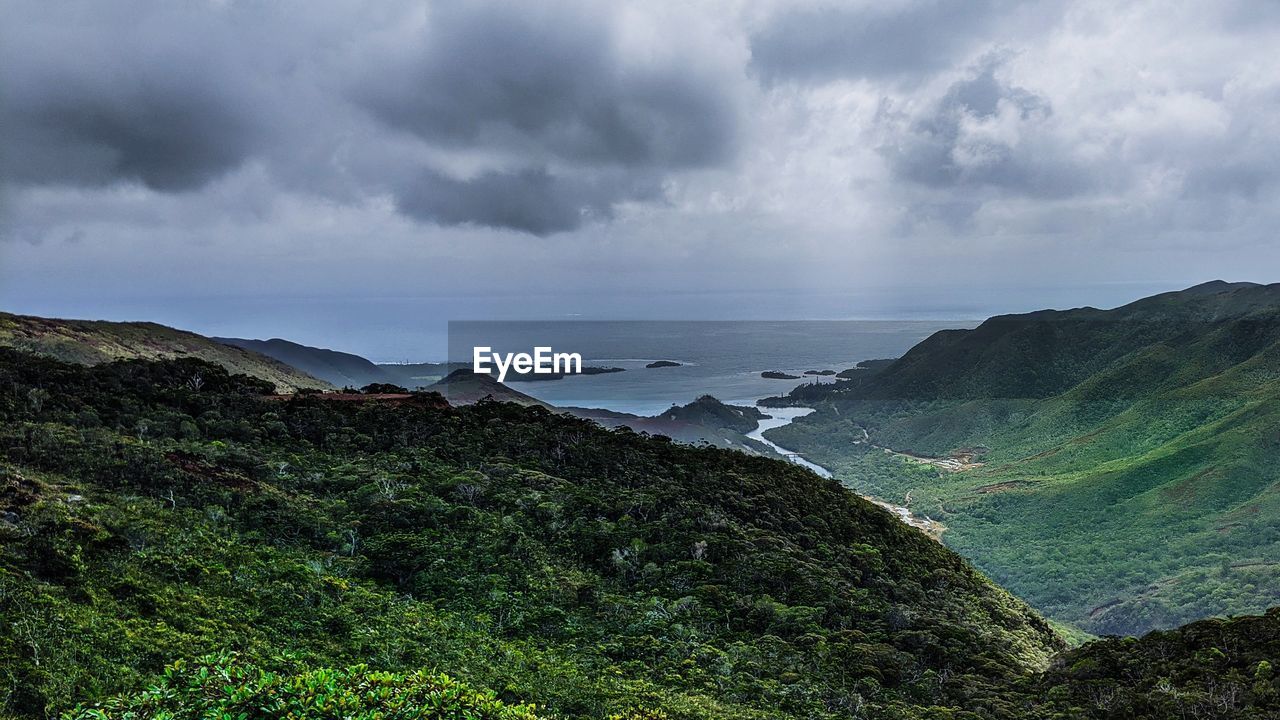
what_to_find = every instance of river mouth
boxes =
[745,405,832,478]
[750,404,944,539]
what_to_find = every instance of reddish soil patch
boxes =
[165,451,256,491]
[263,393,449,408]
[1160,466,1218,505]
[1,470,41,510]
[1025,446,1062,461]
[1089,598,1123,619]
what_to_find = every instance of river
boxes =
[745,406,833,477]
[747,405,944,537]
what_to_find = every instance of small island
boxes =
[803,369,836,376]
[761,370,801,379]
[646,360,682,368]
[504,366,626,382]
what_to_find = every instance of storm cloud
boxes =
[359,2,739,169]
[0,0,745,235]
[0,3,265,191]
[397,167,661,236]
[3,0,1280,318]
[352,0,744,234]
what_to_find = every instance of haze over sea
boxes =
[444,320,969,416]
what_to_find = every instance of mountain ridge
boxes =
[767,281,1280,635]
[0,311,331,393]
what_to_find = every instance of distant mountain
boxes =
[428,373,770,453]
[212,336,776,453]
[768,281,1280,635]
[215,337,402,389]
[800,280,1278,402]
[576,395,772,454]
[656,394,766,434]
[215,337,463,390]
[429,368,551,407]
[0,312,330,393]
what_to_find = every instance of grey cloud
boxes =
[5,81,259,192]
[749,0,1004,84]
[0,0,743,235]
[880,55,1090,198]
[0,4,266,192]
[358,1,740,170]
[350,0,743,233]
[396,167,660,236]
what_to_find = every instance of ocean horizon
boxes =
[446,320,969,415]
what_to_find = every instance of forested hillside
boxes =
[769,282,1280,635]
[0,348,1061,719]
[2,349,1278,718]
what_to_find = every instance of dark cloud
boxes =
[350,0,743,233]
[749,0,1003,84]
[358,1,740,170]
[396,167,660,236]
[0,4,265,192]
[2,0,1278,265]
[4,81,258,192]
[0,0,742,235]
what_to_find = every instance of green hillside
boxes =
[768,282,1280,635]
[0,348,1064,719]
[0,312,331,393]
[5,348,1280,718]
[1032,607,1280,718]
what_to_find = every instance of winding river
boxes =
[745,406,832,477]
[747,405,943,537]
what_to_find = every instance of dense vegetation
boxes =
[1035,608,1280,718]
[1,348,1070,719]
[1,347,1277,717]
[767,281,1280,635]
[61,655,541,720]
[656,395,764,435]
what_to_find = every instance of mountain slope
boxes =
[769,282,1280,635]
[216,336,456,389]
[0,348,1062,719]
[1032,607,1280,718]
[215,336,401,389]
[0,312,331,393]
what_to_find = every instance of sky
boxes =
[2,0,1280,357]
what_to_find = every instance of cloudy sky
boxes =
[3,0,1279,356]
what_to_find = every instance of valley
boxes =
[748,409,944,538]
[766,281,1280,636]
[1,288,1279,718]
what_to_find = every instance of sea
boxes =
[443,320,970,416]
